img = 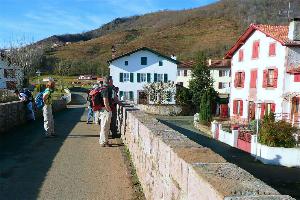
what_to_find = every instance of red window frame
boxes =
[252,40,260,59]
[269,43,276,56]
[238,49,244,62]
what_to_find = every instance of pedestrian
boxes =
[43,78,55,137]
[14,89,35,121]
[98,76,113,147]
[110,86,122,138]
[91,84,100,125]
[86,89,94,124]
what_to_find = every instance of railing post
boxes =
[211,120,218,139]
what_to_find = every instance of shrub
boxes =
[175,86,192,105]
[249,119,261,134]
[259,120,297,148]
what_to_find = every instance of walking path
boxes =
[0,94,135,200]
[158,116,300,200]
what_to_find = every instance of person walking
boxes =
[43,79,55,137]
[99,76,113,147]
[86,89,94,124]
[15,89,35,121]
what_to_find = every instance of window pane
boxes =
[141,57,147,65]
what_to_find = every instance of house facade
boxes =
[209,59,231,117]
[108,47,178,104]
[225,19,300,125]
[0,54,22,90]
[176,61,194,88]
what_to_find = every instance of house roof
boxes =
[208,59,231,69]
[107,47,180,64]
[224,23,300,59]
[178,60,195,69]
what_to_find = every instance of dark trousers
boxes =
[110,110,118,138]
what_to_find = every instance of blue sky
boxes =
[0,0,217,48]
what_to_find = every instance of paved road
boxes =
[158,116,300,200]
[0,93,135,200]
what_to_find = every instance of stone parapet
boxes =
[0,100,66,133]
[119,105,295,200]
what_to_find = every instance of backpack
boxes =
[89,87,106,111]
[35,92,45,110]
[23,89,33,102]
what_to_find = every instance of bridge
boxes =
[0,90,299,199]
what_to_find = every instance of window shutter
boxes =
[261,103,266,119]
[120,73,124,82]
[262,70,268,88]
[129,91,134,100]
[294,74,300,82]
[233,100,238,114]
[271,103,276,113]
[250,70,257,88]
[154,73,157,82]
[218,82,222,89]
[241,71,245,88]
[137,73,141,83]
[164,74,168,83]
[239,101,243,116]
[269,43,276,56]
[130,73,134,82]
[238,50,244,62]
[234,72,238,88]
[119,91,124,98]
[273,68,278,88]
[252,41,259,59]
[147,73,151,82]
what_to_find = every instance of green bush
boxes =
[249,119,261,134]
[175,87,192,105]
[259,118,297,148]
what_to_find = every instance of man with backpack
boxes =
[14,88,35,121]
[86,88,94,124]
[110,86,122,138]
[42,79,56,137]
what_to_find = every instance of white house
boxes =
[0,53,23,90]
[108,47,178,104]
[176,61,194,88]
[225,18,300,125]
[208,59,231,117]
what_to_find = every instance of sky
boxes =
[0,0,217,48]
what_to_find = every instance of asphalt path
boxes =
[158,116,300,200]
[0,92,135,200]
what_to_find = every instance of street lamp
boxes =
[36,70,41,84]
[255,100,262,161]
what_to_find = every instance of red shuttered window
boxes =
[294,74,300,82]
[235,71,245,88]
[263,68,278,88]
[233,100,243,116]
[269,43,276,56]
[261,103,276,119]
[238,49,244,62]
[250,69,257,88]
[252,41,260,59]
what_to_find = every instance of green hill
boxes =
[38,0,300,76]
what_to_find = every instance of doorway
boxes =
[138,91,148,105]
[248,101,256,121]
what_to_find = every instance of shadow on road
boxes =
[159,119,300,200]
[0,102,85,199]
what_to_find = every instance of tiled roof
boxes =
[208,59,231,69]
[224,23,300,59]
[178,60,195,68]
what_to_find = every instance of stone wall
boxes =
[0,100,66,133]
[137,104,182,116]
[119,105,294,200]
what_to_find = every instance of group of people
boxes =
[86,76,122,147]
[14,79,56,137]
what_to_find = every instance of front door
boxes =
[138,91,148,105]
[248,101,256,121]
[291,97,300,124]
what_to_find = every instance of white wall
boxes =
[176,68,192,88]
[210,68,231,94]
[230,30,286,120]
[110,50,177,104]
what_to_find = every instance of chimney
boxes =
[288,18,300,41]
[111,45,117,59]
[171,54,177,60]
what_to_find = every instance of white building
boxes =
[0,53,23,90]
[209,59,231,117]
[108,47,178,104]
[225,18,300,125]
[209,59,231,96]
[176,61,194,88]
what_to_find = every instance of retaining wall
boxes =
[0,100,66,133]
[119,105,294,200]
[137,104,182,116]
